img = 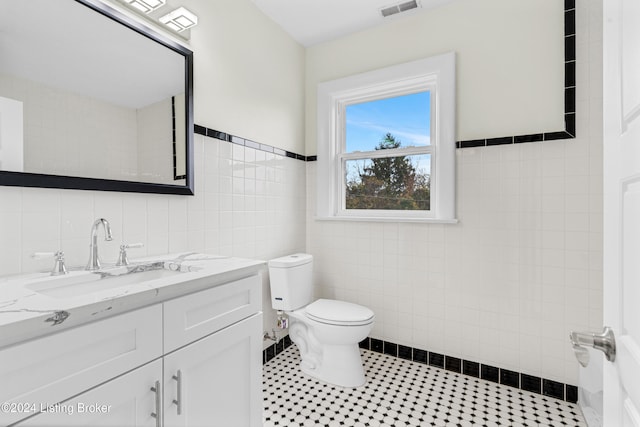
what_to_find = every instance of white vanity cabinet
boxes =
[162,275,263,427]
[17,359,162,427]
[163,315,262,427]
[1,305,163,427]
[2,272,262,427]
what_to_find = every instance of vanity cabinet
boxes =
[2,273,262,427]
[17,360,162,427]
[1,305,163,427]
[162,275,262,427]
[163,315,262,427]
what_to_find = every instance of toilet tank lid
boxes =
[306,299,374,324]
[268,253,312,268]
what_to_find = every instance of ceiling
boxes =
[250,0,456,47]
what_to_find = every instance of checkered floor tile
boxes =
[263,345,587,427]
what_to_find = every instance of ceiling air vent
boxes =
[380,0,420,18]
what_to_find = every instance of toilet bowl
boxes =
[288,299,373,387]
[268,254,375,387]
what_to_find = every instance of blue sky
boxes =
[345,91,431,152]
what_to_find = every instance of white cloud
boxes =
[347,119,431,147]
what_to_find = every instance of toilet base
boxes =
[301,343,366,387]
[293,340,367,387]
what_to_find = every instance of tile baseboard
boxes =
[359,337,578,404]
[263,334,293,364]
[263,334,578,404]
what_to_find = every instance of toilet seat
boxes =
[305,299,374,326]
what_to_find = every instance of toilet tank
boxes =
[268,253,313,311]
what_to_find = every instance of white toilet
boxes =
[268,253,374,387]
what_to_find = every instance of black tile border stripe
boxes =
[194,124,312,162]
[457,2,576,149]
[263,334,294,365]
[357,337,579,404]
[263,334,578,404]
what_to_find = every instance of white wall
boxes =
[136,97,181,185]
[306,0,602,386]
[0,73,139,180]
[188,0,306,155]
[0,0,307,347]
[0,133,305,264]
[305,0,565,155]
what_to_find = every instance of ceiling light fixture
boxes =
[159,7,198,32]
[123,0,166,14]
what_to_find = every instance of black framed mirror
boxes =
[0,0,194,195]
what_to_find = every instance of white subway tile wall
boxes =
[305,0,602,386]
[0,134,307,343]
[0,73,138,180]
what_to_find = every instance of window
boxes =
[316,53,457,222]
[344,91,432,214]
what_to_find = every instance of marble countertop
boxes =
[0,253,265,349]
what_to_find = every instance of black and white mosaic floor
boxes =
[263,346,587,427]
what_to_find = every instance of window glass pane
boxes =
[345,91,430,153]
[345,154,431,211]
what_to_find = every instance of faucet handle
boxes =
[32,252,56,259]
[116,243,144,266]
[32,251,68,276]
[52,251,68,276]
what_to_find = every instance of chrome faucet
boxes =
[86,218,113,271]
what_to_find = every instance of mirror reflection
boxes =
[0,0,193,192]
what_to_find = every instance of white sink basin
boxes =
[26,264,182,299]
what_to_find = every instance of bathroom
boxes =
[0,0,636,425]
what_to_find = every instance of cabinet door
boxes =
[163,314,263,427]
[1,304,162,426]
[16,360,162,427]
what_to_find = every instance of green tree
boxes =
[346,133,430,210]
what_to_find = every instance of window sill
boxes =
[313,216,458,224]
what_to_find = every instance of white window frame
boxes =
[316,52,457,223]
